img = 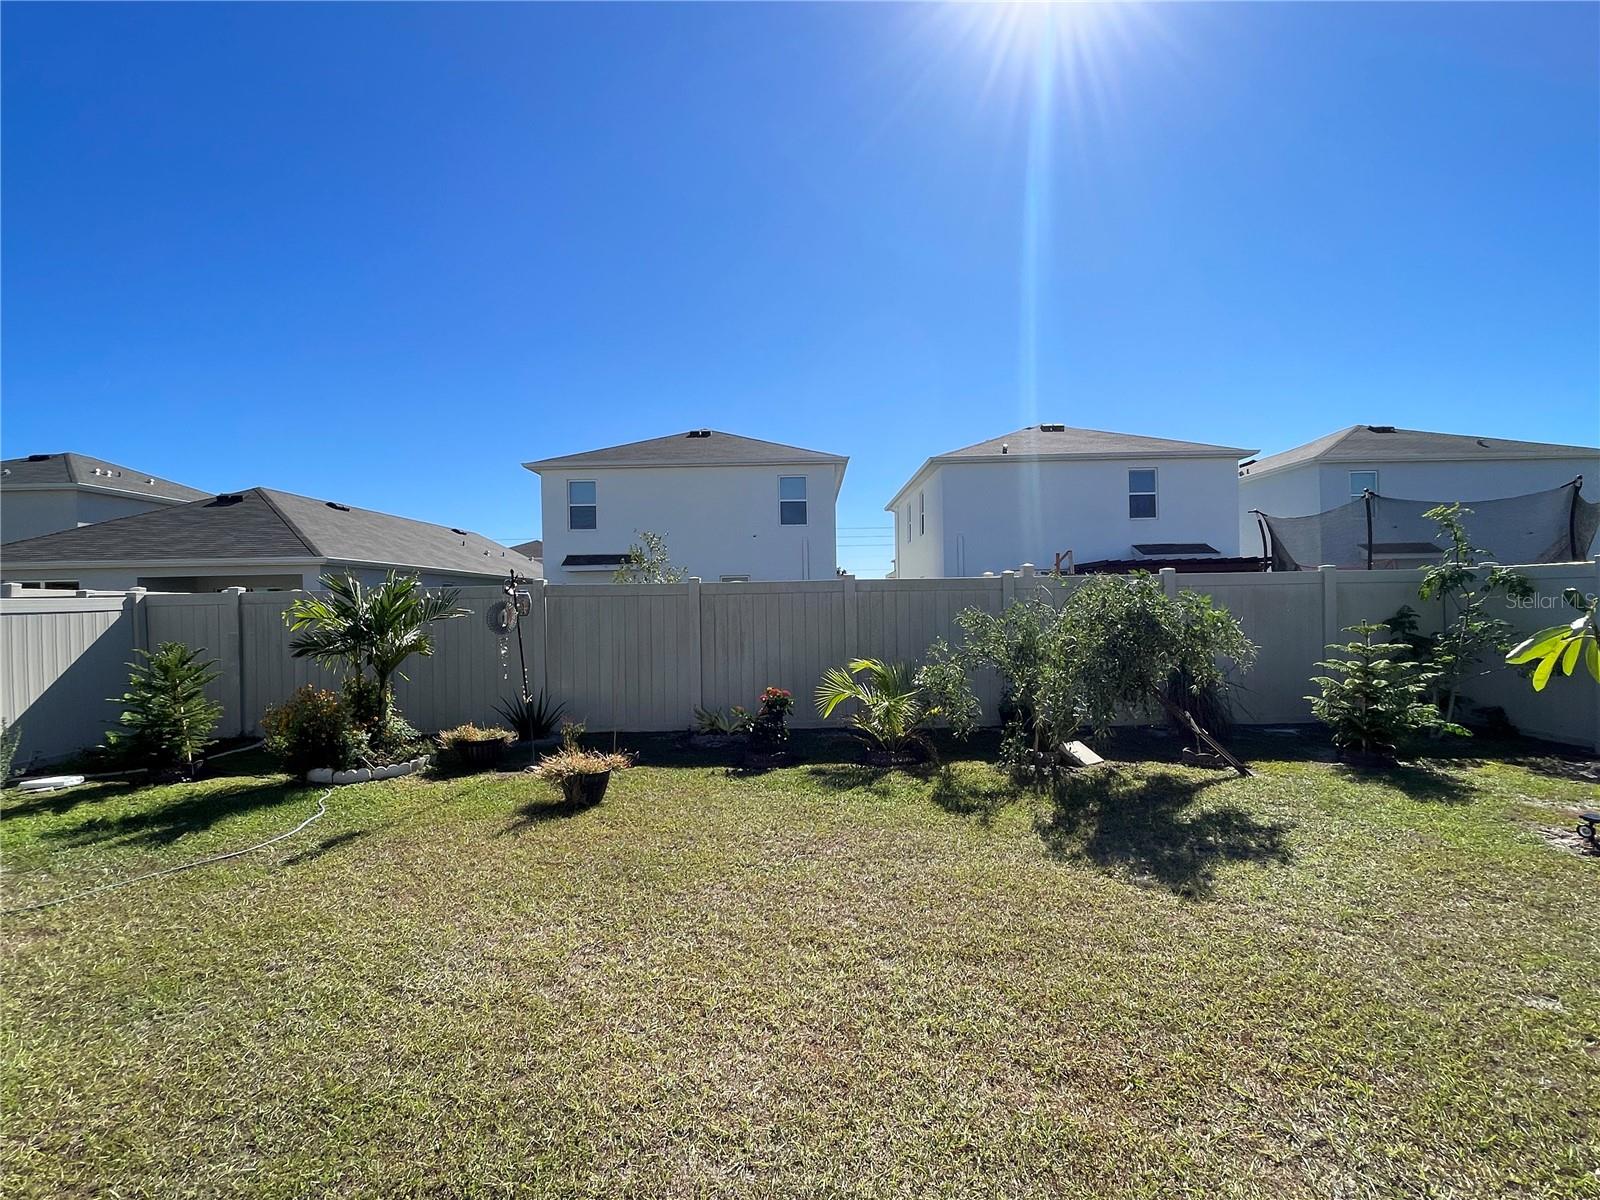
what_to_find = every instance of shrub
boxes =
[495,690,566,741]
[105,642,223,770]
[262,685,368,774]
[693,705,751,735]
[439,723,514,747]
[284,572,466,749]
[815,660,936,758]
[1309,622,1465,760]
[920,575,1255,778]
[749,686,793,750]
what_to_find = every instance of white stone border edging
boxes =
[305,756,430,786]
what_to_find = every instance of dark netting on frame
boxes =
[1254,480,1598,571]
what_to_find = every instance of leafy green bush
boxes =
[262,685,368,774]
[1309,622,1464,759]
[104,642,223,770]
[693,705,751,735]
[920,575,1255,778]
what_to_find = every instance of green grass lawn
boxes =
[3,731,1598,1198]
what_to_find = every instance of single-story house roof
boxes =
[523,429,848,472]
[887,424,1257,510]
[1243,425,1600,479]
[2,487,539,579]
[1,452,208,503]
[511,539,543,561]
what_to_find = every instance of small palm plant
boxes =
[815,658,938,759]
[285,572,466,743]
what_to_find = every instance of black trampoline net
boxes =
[1255,481,1599,571]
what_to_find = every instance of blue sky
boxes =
[4,2,1596,577]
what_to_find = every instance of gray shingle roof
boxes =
[939,426,1256,461]
[886,425,1256,509]
[1246,425,1600,477]
[524,429,847,471]
[0,452,208,502]
[511,539,543,560]
[2,487,539,579]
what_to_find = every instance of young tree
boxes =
[1415,503,1534,727]
[106,641,224,770]
[919,574,1255,777]
[1309,622,1464,760]
[613,530,688,584]
[284,572,465,742]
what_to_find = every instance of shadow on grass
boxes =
[277,828,371,866]
[1339,762,1481,805]
[39,781,308,849]
[502,793,600,832]
[1036,767,1291,899]
[929,767,1025,827]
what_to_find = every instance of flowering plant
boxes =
[750,686,793,749]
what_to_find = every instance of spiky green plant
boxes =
[815,658,937,757]
[1308,622,1465,759]
[285,572,465,741]
[106,642,224,769]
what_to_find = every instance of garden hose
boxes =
[2,787,333,916]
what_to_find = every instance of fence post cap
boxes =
[1019,563,1036,577]
[221,586,247,594]
[1317,563,1338,572]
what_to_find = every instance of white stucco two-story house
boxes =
[524,430,848,583]
[1,452,209,543]
[1237,425,1600,556]
[886,424,1257,578]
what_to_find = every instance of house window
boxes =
[1349,470,1378,500]
[16,580,79,590]
[1128,469,1158,519]
[919,491,925,536]
[780,476,807,525]
[720,574,750,583]
[567,480,597,530]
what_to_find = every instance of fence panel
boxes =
[853,577,1008,723]
[1180,572,1326,725]
[546,583,699,732]
[0,594,140,767]
[700,581,848,726]
[238,593,343,732]
[144,592,245,736]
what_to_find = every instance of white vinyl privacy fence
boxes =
[3,562,1597,767]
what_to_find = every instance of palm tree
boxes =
[285,572,466,733]
[814,658,937,757]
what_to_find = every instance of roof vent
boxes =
[449,527,467,535]
[1366,425,1396,434]
[1001,443,1009,454]
[1039,423,1066,433]
[324,501,351,512]
[26,454,51,462]
[1476,438,1491,448]
[212,494,244,506]
[686,429,713,439]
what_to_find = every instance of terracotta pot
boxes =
[561,770,611,806]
